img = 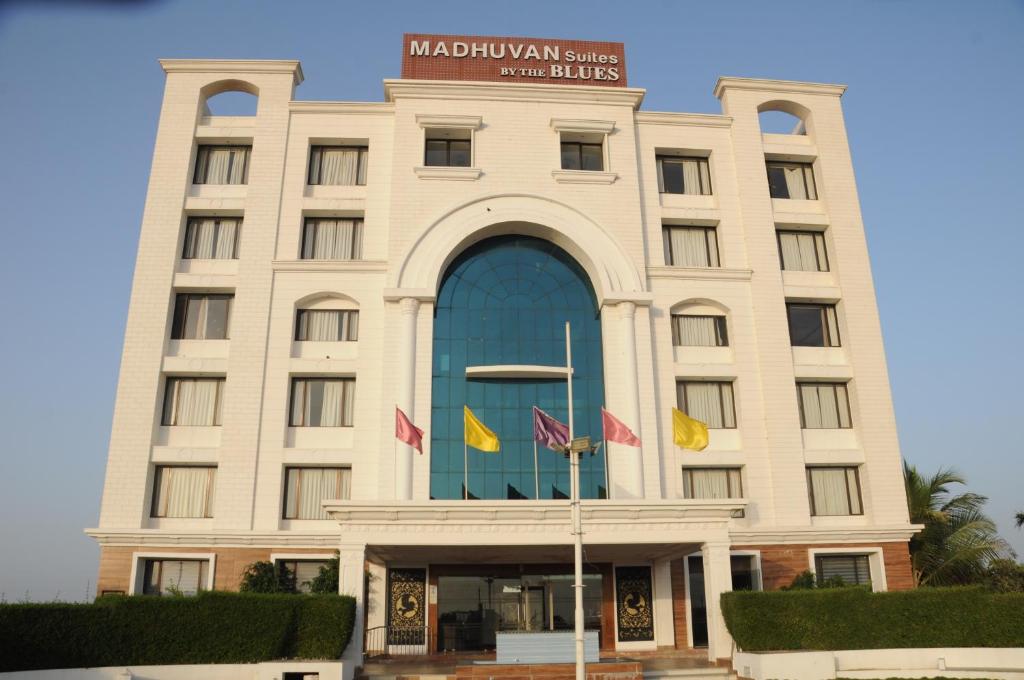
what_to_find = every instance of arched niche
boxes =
[757,100,812,136]
[200,79,259,117]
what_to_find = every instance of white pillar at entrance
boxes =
[702,541,735,661]
[396,297,420,500]
[652,559,675,647]
[339,543,367,666]
[617,301,645,498]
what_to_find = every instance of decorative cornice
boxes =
[714,76,846,99]
[272,260,388,273]
[384,79,646,109]
[647,266,753,282]
[635,111,733,128]
[159,59,304,85]
[85,529,339,548]
[413,166,483,181]
[551,169,618,184]
[550,118,616,134]
[289,101,394,115]
[415,114,483,129]
[730,524,923,545]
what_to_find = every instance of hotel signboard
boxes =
[402,33,627,87]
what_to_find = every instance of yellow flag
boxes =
[672,407,709,451]
[464,405,500,452]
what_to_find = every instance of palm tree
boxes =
[903,461,1013,586]
[1016,512,1024,529]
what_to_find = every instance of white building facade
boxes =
[88,44,917,663]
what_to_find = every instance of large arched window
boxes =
[431,236,607,500]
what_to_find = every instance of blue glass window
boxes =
[431,236,607,500]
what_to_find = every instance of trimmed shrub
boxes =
[721,586,1024,651]
[0,591,355,672]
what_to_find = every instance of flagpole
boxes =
[565,321,585,680]
[533,439,540,500]
[464,440,469,501]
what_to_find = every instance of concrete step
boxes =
[643,669,734,679]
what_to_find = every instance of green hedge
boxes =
[0,591,356,672]
[721,587,1024,651]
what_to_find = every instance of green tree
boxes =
[239,561,288,593]
[308,554,340,594]
[1016,512,1024,529]
[904,461,1013,586]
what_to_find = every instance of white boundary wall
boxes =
[735,649,1024,680]
[0,661,347,680]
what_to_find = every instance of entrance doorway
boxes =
[436,573,603,651]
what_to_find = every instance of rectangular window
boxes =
[142,559,209,596]
[672,315,728,347]
[815,554,871,585]
[797,382,852,429]
[278,560,330,593]
[171,294,233,340]
[295,310,359,341]
[425,138,471,167]
[301,218,363,260]
[778,231,828,272]
[182,217,240,259]
[657,156,712,195]
[682,468,742,499]
[766,161,817,200]
[308,146,368,186]
[283,467,351,519]
[731,555,760,591]
[560,141,604,171]
[807,467,863,516]
[193,145,250,185]
[677,381,736,429]
[151,466,216,518]
[663,226,720,267]
[787,303,840,347]
[289,378,355,427]
[162,377,224,426]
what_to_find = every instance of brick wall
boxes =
[97,546,335,594]
[731,542,914,591]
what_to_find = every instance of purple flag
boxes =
[533,406,570,451]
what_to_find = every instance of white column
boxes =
[396,297,420,500]
[618,301,645,497]
[339,543,367,666]
[702,541,734,661]
[652,559,675,647]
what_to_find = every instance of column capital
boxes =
[618,300,637,318]
[399,297,421,315]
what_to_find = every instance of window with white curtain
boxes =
[766,161,817,200]
[150,466,216,518]
[682,468,743,499]
[277,560,331,593]
[295,310,359,341]
[290,378,355,427]
[787,303,840,347]
[797,382,852,429]
[171,294,233,340]
[283,467,351,519]
[777,230,828,272]
[193,145,251,185]
[677,381,736,429]
[308,146,368,186]
[671,315,728,347]
[301,218,363,260]
[162,377,224,426]
[425,130,472,167]
[663,226,720,267]
[182,217,240,259]
[142,559,209,596]
[657,156,712,195]
[807,466,863,516]
[815,554,871,585]
[560,140,604,171]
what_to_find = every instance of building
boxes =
[87,35,918,664]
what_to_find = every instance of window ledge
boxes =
[647,266,752,281]
[414,166,482,181]
[551,169,618,184]
[272,259,388,273]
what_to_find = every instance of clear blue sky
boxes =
[0,0,1021,600]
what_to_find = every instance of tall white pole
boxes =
[566,321,585,680]
[534,439,540,499]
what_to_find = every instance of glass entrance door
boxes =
[687,555,708,648]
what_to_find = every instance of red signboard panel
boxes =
[401,34,627,87]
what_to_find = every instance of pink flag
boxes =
[601,407,641,447]
[395,406,424,454]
